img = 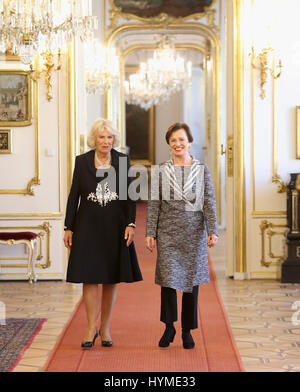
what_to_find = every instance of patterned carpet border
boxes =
[0,318,47,372]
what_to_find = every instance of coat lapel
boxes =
[85,149,97,176]
[163,158,203,209]
[110,148,120,171]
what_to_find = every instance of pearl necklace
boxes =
[95,151,111,168]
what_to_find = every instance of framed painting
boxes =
[0,129,12,154]
[0,70,32,126]
[112,0,215,19]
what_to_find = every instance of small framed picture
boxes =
[0,70,32,127]
[0,129,12,154]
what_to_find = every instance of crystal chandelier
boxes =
[124,66,162,110]
[124,36,192,110]
[0,0,98,64]
[85,39,120,95]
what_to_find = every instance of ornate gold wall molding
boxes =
[0,222,51,270]
[57,57,62,213]
[108,0,219,31]
[271,64,288,194]
[260,220,288,267]
[0,72,40,196]
[1,55,62,215]
[251,37,287,216]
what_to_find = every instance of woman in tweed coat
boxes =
[146,122,218,349]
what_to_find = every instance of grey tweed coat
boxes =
[146,159,218,293]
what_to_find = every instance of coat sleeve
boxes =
[64,156,81,231]
[146,167,161,238]
[203,164,218,236]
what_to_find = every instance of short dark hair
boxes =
[165,122,193,144]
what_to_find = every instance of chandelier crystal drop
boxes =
[0,0,98,64]
[85,39,120,95]
[124,36,192,110]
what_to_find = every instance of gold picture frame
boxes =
[109,0,217,29]
[0,70,32,127]
[0,48,20,61]
[297,106,300,159]
[0,129,12,154]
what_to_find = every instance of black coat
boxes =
[64,149,142,284]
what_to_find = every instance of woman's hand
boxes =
[207,235,218,248]
[145,236,156,252]
[64,230,73,249]
[125,226,135,247]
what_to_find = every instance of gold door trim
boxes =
[67,40,77,194]
[251,212,287,217]
[233,0,246,274]
[251,42,287,216]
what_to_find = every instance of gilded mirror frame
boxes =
[105,22,221,223]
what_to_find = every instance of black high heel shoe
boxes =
[81,331,98,349]
[99,331,113,347]
[182,330,195,349]
[158,325,176,347]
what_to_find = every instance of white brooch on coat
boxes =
[87,182,118,206]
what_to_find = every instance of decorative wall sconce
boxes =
[251,46,283,99]
[30,50,61,101]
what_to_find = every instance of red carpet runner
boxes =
[43,203,244,372]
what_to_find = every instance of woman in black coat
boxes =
[63,117,142,349]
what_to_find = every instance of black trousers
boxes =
[160,286,199,330]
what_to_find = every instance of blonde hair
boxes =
[87,117,120,149]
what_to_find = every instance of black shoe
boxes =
[81,331,98,349]
[158,326,176,347]
[182,330,195,349]
[101,340,113,347]
[99,331,113,347]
